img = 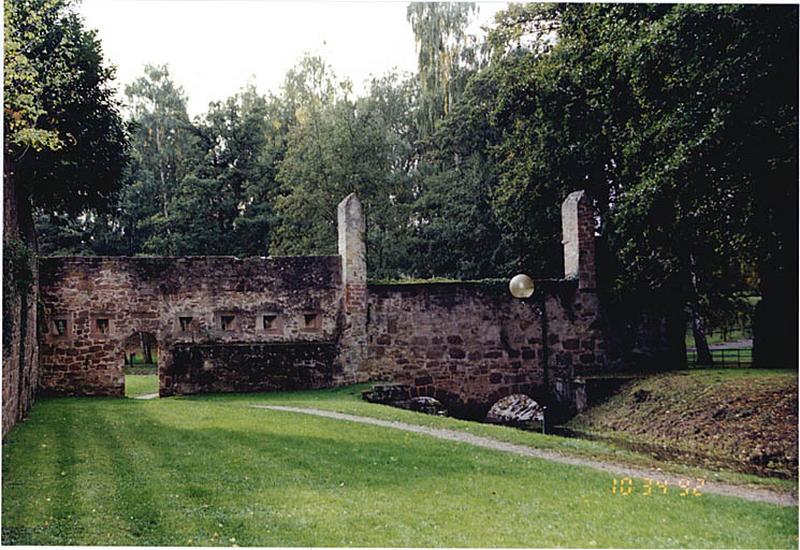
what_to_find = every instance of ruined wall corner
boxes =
[336,193,367,383]
[561,190,596,290]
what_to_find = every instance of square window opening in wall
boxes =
[220,314,236,331]
[53,318,68,337]
[91,317,111,336]
[263,314,281,331]
[179,316,193,332]
[302,312,321,331]
[95,318,110,335]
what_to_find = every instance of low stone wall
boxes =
[168,342,336,395]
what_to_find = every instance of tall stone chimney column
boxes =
[561,190,596,290]
[337,193,367,382]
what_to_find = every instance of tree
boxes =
[486,4,798,364]
[270,58,418,278]
[406,2,484,137]
[409,69,515,279]
[3,0,127,432]
[5,0,128,217]
[202,84,279,256]
[123,64,200,255]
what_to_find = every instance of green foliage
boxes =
[406,2,485,137]
[2,238,34,347]
[271,60,419,278]
[3,239,35,296]
[4,0,128,214]
[122,64,203,255]
[29,2,796,341]
[3,0,64,153]
[81,68,286,257]
[485,3,797,319]
[409,69,517,279]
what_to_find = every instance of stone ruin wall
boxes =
[361,190,682,416]
[361,191,608,416]
[363,279,604,417]
[38,255,344,396]
[2,177,40,438]
[31,190,683,417]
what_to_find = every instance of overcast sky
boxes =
[79,1,507,118]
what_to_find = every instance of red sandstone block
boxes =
[563,338,579,350]
[448,348,466,359]
[426,348,444,359]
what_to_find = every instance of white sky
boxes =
[78,1,508,118]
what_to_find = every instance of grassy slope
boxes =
[192,383,796,493]
[2,390,797,547]
[124,375,159,398]
[569,369,798,478]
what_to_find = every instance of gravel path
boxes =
[133,392,159,400]
[255,405,797,507]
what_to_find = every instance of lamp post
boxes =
[509,273,549,432]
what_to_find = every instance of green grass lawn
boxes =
[189,380,796,493]
[124,375,159,398]
[2,386,797,547]
[686,328,753,348]
[126,350,158,366]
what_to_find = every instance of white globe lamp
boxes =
[509,273,535,299]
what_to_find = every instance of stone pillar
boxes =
[337,193,367,382]
[561,190,596,290]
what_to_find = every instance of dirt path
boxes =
[255,405,797,507]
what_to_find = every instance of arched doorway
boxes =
[123,331,159,398]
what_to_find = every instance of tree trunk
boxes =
[686,253,712,366]
[750,127,798,367]
[752,275,797,368]
[691,308,713,366]
[139,332,154,364]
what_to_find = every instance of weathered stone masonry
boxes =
[35,191,682,414]
[3,175,39,438]
[362,191,607,417]
[365,280,610,415]
[39,255,344,396]
[38,194,367,398]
